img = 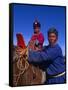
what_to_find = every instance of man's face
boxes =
[48,33,58,45]
[34,27,40,33]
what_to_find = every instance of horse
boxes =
[12,46,46,86]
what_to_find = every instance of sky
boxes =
[12,3,66,55]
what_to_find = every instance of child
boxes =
[28,27,65,84]
[28,20,44,51]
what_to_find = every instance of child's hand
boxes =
[34,47,41,51]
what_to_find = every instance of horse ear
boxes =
[25,48,28,56]
[22,48,28,60]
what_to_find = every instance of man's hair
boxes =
[48,27,58,37]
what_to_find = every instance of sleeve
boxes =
[30,35,35,41]
[28,46,61,63]
[38,33,44,44]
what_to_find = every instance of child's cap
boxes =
[33,19,41,29]
[48,27,58,37]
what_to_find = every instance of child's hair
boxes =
[48,27,58,37]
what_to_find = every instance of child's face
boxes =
[34,27,40,33]
[48,33,58,45]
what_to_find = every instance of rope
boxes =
[13,48,29,86]
[13,47,43,86]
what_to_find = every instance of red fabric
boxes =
[16,33,26,49]
[29,32,44,50]
[31,32,44,46]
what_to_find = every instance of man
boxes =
[28,27,66,84]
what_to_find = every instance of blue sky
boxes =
[13,4,66,55]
